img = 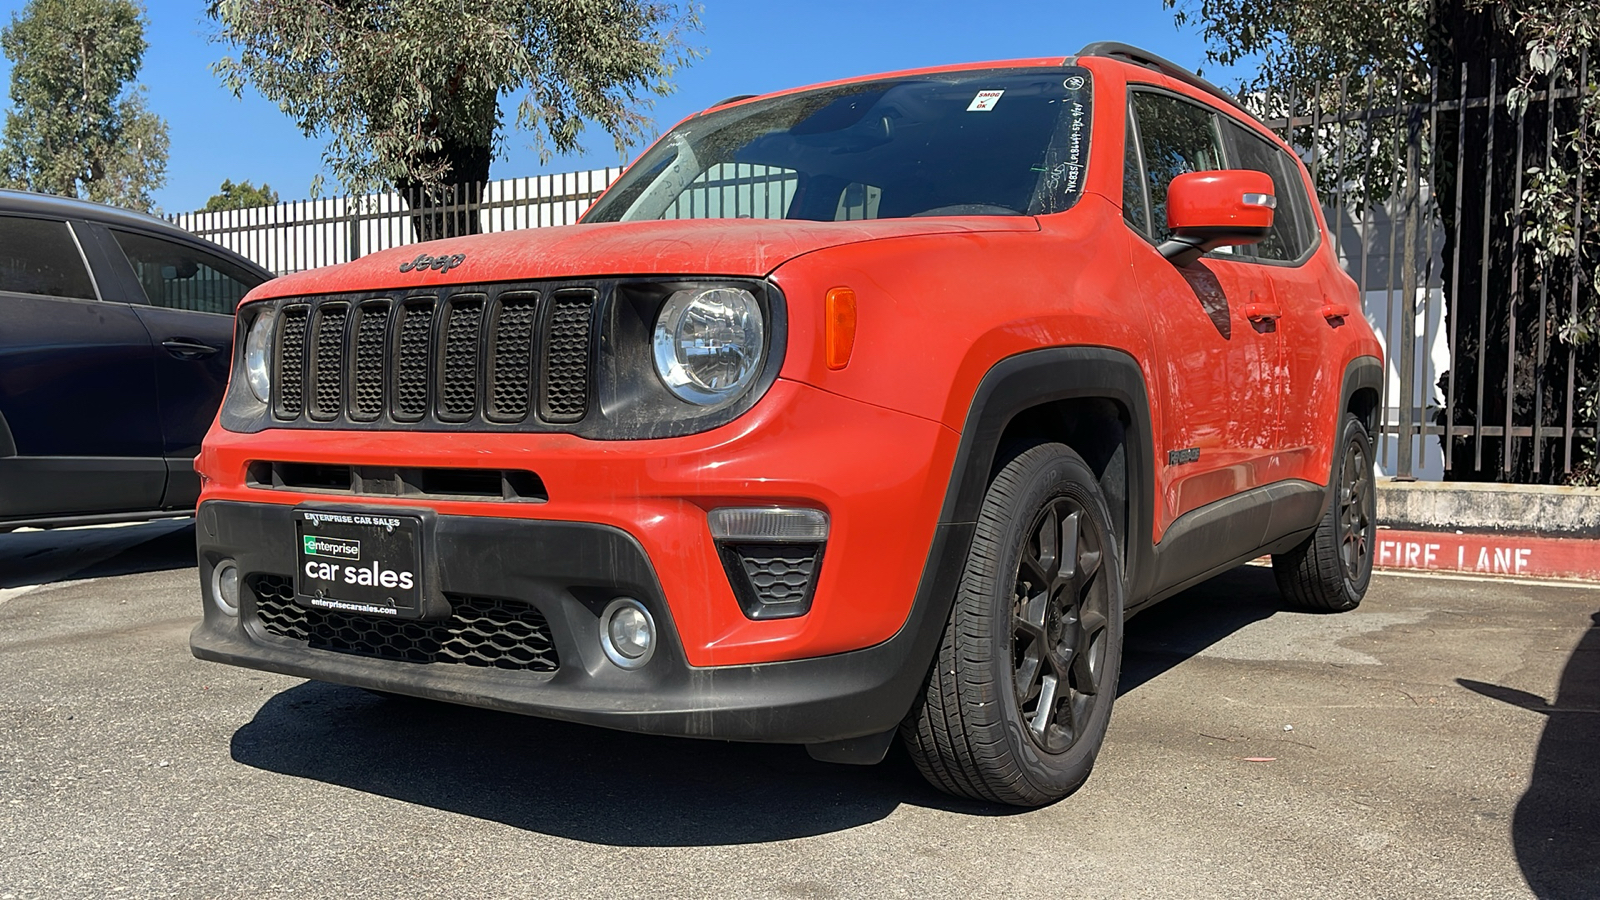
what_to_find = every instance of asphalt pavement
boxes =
[1,520,1596,899]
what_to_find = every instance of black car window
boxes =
[1122,107,1150,236]
[0,216,97,300]
[1222,119,1308,261]
[1130,91,1225,242]
[112,230,261,315]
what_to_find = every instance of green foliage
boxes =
[0,0,169,212]
[202,178,279,211]
[207,0,701,198]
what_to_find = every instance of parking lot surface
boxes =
[1,520,1596,899]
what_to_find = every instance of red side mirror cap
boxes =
[1160,169,1276,265]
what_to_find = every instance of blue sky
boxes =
[1,0,1239,213]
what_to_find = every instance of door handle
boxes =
[1242,303,1282,322]
[1320,303,1353,321]
[161,339,221,359]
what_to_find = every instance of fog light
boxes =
[600,597,656,669]
[707,507,829,541]
[211,560,241,616]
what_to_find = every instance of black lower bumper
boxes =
[191,500,968,746]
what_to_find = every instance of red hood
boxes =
[247,217,1039,300]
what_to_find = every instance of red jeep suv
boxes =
[191,43,1383,806]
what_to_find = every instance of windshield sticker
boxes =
[966,90,1004,112]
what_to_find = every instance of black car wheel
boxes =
[902,441,1124,807]
[1272,413,1376,612]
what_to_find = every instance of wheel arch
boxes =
[934,347,1158,604]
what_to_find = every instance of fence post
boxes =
[1395,108,1423,481]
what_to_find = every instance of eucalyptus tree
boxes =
[208,0,699,240]
[0,0,169,212]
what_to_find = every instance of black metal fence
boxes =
[1256,55,1598,484]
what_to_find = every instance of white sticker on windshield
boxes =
[966,90,1004,112]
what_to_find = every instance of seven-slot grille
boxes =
[269,286,596,428]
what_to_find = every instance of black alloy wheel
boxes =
[903,441,1125,807]
[1012,499,1110,754]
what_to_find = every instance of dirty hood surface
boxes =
[248,217,1039,300]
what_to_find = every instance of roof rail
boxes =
[1075,41,1244,112]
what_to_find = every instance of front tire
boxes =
[902,442,1124,807]
[1272,413,1376,612]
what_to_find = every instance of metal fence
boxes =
[1257,55,1598,484]
[168,167,623,276]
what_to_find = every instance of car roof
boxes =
[0,188,273,278]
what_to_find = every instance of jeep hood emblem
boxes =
[399,252,466,274]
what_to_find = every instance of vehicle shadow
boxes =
[1458,609,1600,899]
[227,564,1287,845]
[0,518,195,590]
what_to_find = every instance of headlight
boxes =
[652,287,765,406]
[243,308,274,404]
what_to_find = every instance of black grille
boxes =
[394,301,434,421]
[487,293,538,421]
[250,574,559,672]
[541,291,594,423]
[351,302,390,421]
[275,306,309,417]
[309,303,348,420]
[264,283,609,430]
[718,542,824,620]
[439,295,484,420]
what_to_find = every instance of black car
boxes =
[0,190,273,530]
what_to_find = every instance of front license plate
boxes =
[293,508,426,619]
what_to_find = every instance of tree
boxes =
[207,0,699,240]
[203,178,279,211]
[0,0,169,212]
[1166,0,1600,484]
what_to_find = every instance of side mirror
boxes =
[1159,170,1276,266]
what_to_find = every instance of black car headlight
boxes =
[242,306,275,404]
[651,287,765,407]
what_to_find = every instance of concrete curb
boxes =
[1377,480,1600,538]
[1373,481,1600,580]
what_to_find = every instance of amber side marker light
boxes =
[825,287,857,370]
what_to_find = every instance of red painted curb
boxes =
[1373,528,1600,581]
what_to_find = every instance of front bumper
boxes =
[191,499,971,744]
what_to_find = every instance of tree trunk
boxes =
[397,136,492,243]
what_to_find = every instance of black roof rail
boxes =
[1075,41,1245,112]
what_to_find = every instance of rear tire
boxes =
[1272,413,1376,612]
[902,442,1124,807]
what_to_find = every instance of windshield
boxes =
[584,67,1094,223]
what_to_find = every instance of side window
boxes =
[1222,120,1308,260]
[0,216,97,300]
[1130,91,1225,242]
[112,230,262,315]
[1122,109,1150,235]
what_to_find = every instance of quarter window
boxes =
[0,216,97,300]
[112,230,261,315]
[1130,91,1225,242]
[1122,110,1150,235]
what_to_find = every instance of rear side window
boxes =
[1130,91,1225,242]
[112,230,262,315]
[1223,120,1312,261]
[1122,110,1150,235]
[0,216,97,300]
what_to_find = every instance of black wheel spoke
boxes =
[1073,609,1106,695]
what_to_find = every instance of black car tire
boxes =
[1272,413,1376,612]
[902,441,1124,807]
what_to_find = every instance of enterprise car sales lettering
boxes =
[303,559,415,590]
